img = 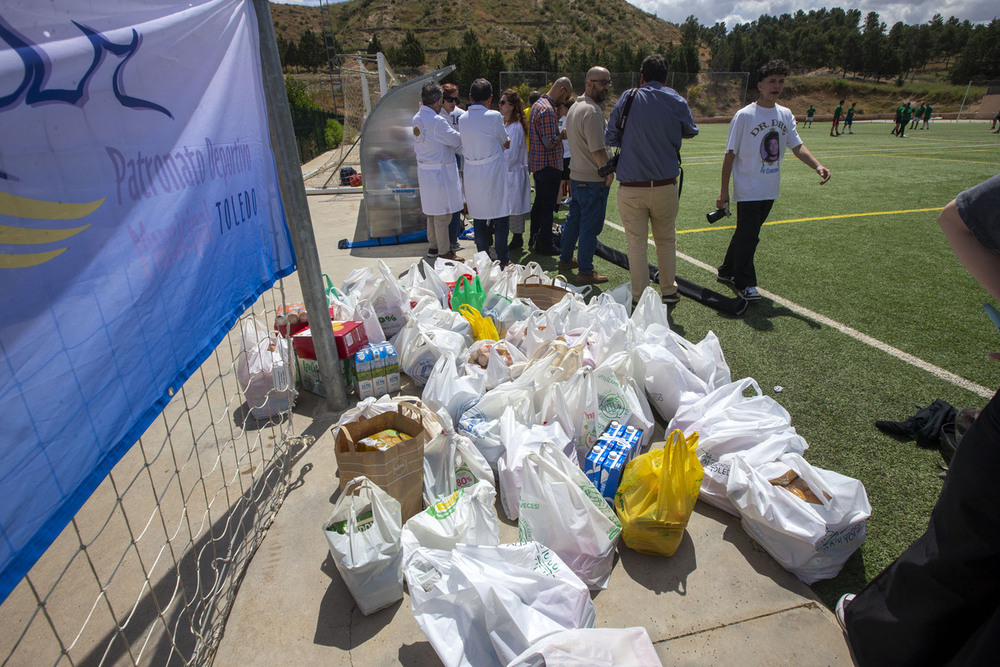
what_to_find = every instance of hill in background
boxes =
[270,0,680,62]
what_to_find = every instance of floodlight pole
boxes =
[377,52,388,99]
[252,0,349,412]
[957,81,972,122]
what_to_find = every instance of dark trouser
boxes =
[845,388,1000,665]
[719,200,774,290]
[530,167,562,250]
[560,180,609,274]
[473,216,510,263]
[448,211,462,246]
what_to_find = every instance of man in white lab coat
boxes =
[412,81,464,260]
[440,82,466,252]
[459,78,511,266]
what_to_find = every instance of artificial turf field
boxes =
[512,120,1000,606]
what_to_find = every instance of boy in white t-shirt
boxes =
[716,60,831,302]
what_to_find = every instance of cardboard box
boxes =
[335,404,428,520]
[297,356,353,398]
[292,320,368,360]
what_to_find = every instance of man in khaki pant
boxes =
[604,55,698,305]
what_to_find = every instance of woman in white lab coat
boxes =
[500,88,531,252]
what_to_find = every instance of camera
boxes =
[597,153,619,178]
[706,201,730,224]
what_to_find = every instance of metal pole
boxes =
[360,64,372,117]
[252,0,349,411]
[957,81,971,122]
[377,52,388,99]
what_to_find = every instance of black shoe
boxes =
[661,291,680,305]
[717,273,736,288]
[532,245,559,256]
[509,233,523,250]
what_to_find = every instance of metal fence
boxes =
[0,284,301,665]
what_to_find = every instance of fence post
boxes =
[252,0,349,411]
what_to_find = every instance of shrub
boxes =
[325,118,344,149]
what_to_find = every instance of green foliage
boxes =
[398,29,425,67]
[296,29,326,72]
[950,19,1000,83]
[366,33,382,55]
[324,118,343,149]
[285,76,320,111]
[441,30,507,103]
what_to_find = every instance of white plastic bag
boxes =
[423,411,494,506]
[394,318,469,386]
[409,542,596,667]
[322,476,403,615]
[518,441,621,590]
[727,453,871,584]
[669,378,798,515]
[235,318,296,419]
[496,408,576,520]
[402,481,499,564]
[423,353,486,428]
[346,259,409,337]
[636,342,710,422]
[506,627,662,667]
[458,381,534,468]
[701,430,808,515]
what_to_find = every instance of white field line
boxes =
[604,220,994,398]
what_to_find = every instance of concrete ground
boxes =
[213,157,854,665]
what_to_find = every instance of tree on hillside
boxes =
[398,30,425,67]
[297,29,326,72]
[950,19,1000,83]
[861,12,888,78]
[531,35,554,72]
[367,33,383,55]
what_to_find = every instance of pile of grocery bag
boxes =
[316,253,870,665]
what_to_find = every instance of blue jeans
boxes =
[473,216,510,263]
[560,180,609,274]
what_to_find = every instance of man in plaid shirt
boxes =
[528,77,574,255]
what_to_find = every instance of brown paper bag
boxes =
[335,402,427,520]
[516,274,571,310]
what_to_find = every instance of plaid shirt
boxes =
[528,95,562,172]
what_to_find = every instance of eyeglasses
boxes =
[443,97,458,103]
[499,100,511,106]
[589,79,611,86]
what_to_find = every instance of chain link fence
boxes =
[0,284,302,666]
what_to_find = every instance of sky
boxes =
[272,0,997,30]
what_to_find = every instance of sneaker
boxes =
[558,259,578,271]
[835,594,855,634]
[449,242,462,252]
[508,234,523,250]
[575,271,608,285]
[428,247,438,257]
[717,273,736,288]
[738,286,762,301]
[661,291,680,305]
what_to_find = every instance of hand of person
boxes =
[817,165,831,184]
[716,193,729,209]
[605,173,615,187]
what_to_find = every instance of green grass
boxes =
[528,120,1000,607]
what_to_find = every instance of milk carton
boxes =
[353,345,375,399]
[584,421,645,504]
[370,343,388,397]
[378,342,401,393]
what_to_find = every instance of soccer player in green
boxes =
[912,104,924,130]
[899,102,913,138]
[831,100,843,136]
[892,102,904,135]
[922,104,933,130]
[845,103,856,134]
[806,105,815,128]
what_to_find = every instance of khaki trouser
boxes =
[426,213,451,254]
[617,183,679,301]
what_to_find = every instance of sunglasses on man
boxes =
[443,96,458,103]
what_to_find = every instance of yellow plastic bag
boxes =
[457,304,499,341]
[614,429,703,556]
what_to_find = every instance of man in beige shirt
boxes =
[560,66,613,284]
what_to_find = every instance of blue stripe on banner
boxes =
[0,0,296,603]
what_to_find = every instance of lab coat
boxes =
[412,105,463,216]
[504,120,530,216]
[459,104,509,220]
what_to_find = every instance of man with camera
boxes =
[560,66,614,284]
[605,54,698,305]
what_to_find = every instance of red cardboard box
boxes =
[293,321,368,360]
[274,304,338,337]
